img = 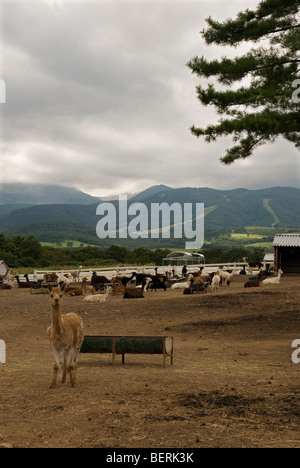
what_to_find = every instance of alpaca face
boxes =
[50,288,63,307]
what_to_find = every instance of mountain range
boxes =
[0,183,299,248]
[0,183,101,205]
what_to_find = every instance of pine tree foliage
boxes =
[188,0,300,163]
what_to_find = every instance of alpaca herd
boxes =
[0,262,287,390]
[1,262,285,296]
[42,264,283,389]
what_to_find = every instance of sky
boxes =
[0,0,299,197]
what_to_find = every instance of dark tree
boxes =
[188,0,300,163]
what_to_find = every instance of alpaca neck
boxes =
[51,305,63,335]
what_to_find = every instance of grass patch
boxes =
[231,233,264,240]
[246,242,273,248]
[41,240,96,249]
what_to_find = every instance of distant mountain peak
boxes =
[0,183,101,205]
[131,184,172,202]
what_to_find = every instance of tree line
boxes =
[0,234,267,270]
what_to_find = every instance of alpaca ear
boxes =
[48,284,53,293]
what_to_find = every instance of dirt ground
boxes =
[0,274,300,448]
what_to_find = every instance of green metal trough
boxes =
[80,335,174,367]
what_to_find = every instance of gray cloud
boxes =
[0,0,299,197]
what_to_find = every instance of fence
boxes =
[28,262,250,282]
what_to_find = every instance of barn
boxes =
[273,234,300,274]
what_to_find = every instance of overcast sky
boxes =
[0,0,299,197]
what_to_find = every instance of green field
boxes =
[40,240,95,249]
[204,226,299,251]
[39,226,299,252]
[230,233,264,240]
[245,242,273,248]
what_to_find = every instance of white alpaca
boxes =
[57,274,72,287]
[171,275,194,290]
[83,287,112,303]
[261,269,283,285]
[219,268,238,286]
[211,273,220,292]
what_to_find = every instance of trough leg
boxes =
[112,338,116,367]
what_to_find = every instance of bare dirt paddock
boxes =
[0,275,300,448]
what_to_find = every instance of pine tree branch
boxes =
[189,0,300,162]
[188,54,299,85]
[191,110,300,161]
[195,82,293,113]
[203,0,300,45]
[220,135,267,164]
[270,24,300,35]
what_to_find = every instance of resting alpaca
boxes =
[83,287,112,303]
[47,286,84,388]
[261,269,283,285]
[244,280,260,288]
[171,275,194,290]
[65,278,87,297]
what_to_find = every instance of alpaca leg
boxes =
[72,347,80,365]
[62,355,68,384]
[49,348,60,389]
[66,347,81,387]
[68,361,77,388]
[62,348,73,384]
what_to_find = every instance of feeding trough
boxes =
[0,340,6,364]
[80,335,174,367]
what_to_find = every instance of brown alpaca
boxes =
[112,277,143,297]
[244,280,260,288]
[65,278,87,297]
[47,286,84,388]
[193,271,204,285]
[112,277,126,295]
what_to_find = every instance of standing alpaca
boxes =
[15,275,32,289]
[71,266,83,282]
[211,272,221,292]
[47,286,84,388]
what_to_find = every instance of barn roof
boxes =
[273,234,300,247]
[263,253,274,262]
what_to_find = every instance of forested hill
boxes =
[0,185,299,246]
[0,183,101,205]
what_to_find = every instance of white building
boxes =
[0,261,9,278]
